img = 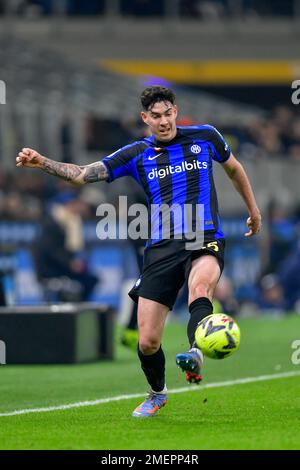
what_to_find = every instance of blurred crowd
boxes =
[1,101,300,313]
[1,59,300,313]
[258,202,300,315]
[0,0,298,320]
[0,0,296,18]
[220,105,300,162]
[85,104,300,162]
[1,103,299,222]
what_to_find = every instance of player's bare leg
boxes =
[132,297,169,418]
[138,297,169,355]
[176,255,221,383]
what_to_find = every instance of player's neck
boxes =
[154,127,178,145]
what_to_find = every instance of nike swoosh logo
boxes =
[148,152,164,160]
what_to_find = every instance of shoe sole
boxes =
[185,371,202,384]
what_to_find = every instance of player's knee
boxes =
[139,337,160,355]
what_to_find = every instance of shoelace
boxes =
[146,392,165,407]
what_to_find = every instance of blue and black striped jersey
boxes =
[102,125,230,245]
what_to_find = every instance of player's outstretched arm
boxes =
[222,153,261,237]
[16,148,108,186]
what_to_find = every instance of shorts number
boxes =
[206,241,219,252]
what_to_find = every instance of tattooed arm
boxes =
[16,148,108,185]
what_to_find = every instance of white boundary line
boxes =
[0,370,299,418]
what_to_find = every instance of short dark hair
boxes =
[140,86,176,111]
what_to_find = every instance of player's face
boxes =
[141,101,178,142]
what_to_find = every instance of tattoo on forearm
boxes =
[42,158,82,182]
[41,158,108,184]
[83,162,108,183]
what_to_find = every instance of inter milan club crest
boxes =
[190,144,201,154]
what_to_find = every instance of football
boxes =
[195,313,240,359]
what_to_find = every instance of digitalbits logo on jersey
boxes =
[147,160,208,180]
[190,144,201,154]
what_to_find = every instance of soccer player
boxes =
[16,86,261,418]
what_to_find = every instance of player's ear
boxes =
[140,111,149,125]
[173,105,178,118]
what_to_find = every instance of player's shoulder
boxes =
[107,140,148,160]
[122,140,148,153]
[178,124,224,140]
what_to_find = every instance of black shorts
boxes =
[129,238,225,310]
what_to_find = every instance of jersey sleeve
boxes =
[102,142,145,183]
[203,125,231,163]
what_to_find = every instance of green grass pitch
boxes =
[0,314,299,450]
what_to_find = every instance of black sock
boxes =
[137,345,165,392]
[187,297,213,347]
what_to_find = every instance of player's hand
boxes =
[16,148,43,168]
[245,210,262,237]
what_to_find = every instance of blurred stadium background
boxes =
[1,0,299,317]
[0,0,300,452]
